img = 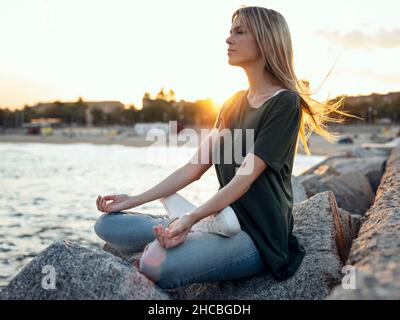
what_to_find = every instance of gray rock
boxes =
[291,175,308,203]
[320,171,375,215]
[0,240,170,300]
[326,157,387,193]
[292,190,348,264]
[300,171,375,216]
[326,148,400,300]
[298,173,328,198]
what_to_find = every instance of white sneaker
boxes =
[160,193,241,237]
[191,206,241,237]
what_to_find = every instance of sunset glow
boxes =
[0,0,398,110]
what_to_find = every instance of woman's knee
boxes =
[139,241,180,289]
[93,213,114,240]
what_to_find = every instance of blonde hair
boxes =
[229,6,361,155]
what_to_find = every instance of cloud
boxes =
[315,27,400,49]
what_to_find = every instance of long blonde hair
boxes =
[229,6,361,155]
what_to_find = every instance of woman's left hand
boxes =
[153,214,196,249]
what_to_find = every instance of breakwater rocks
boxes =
[1,145,399,300]
[326,147,400,299]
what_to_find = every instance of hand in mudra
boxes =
[96,194,134,213]
[153,214,196,249]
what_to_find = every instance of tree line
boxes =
[1,89,399,129]
[0,89,218,129]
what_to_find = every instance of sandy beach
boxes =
[0,124,399,156]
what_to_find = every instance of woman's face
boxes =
[226,19,261,67]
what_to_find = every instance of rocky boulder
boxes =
[324,157,386,193]
[0,240,170,300]
[298,173,328,198]
[326,148,400,299]
[319,171,375,215]
[299,171,374,215]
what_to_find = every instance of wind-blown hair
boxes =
[221,6,361,155]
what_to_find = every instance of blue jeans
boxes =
[94,211,267,289]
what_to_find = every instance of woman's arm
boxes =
[130,129,219,207]
[187,152,268,224]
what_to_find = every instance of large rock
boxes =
[300,149,388,197]
[0,240,170,300]
[324,157,386,193]
[320,171,375,215]
[298,173,328,198]
[326,148,400,299]
[299,171,374,216]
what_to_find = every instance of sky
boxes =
[0,0,399,110]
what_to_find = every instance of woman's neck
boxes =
[245,69,281,97]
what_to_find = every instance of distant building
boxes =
[31,101,125,127]
[22,117,63,135]
[85,101,124,114]
[85,101,125,127]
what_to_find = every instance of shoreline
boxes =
[0,133,393,157]
[1,124,399,156]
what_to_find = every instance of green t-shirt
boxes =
[213,89,306,280]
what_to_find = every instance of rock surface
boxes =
[320,171,374,215]
[0,240,170,300]
[299,149,387,203]
[324,157,386,193]
[326,148,400,299]
[299,171,374,215]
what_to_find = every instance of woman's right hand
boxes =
[96,194,137,213]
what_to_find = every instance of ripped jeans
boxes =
[93,193,267,289]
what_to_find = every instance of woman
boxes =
[94,6,356,289]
